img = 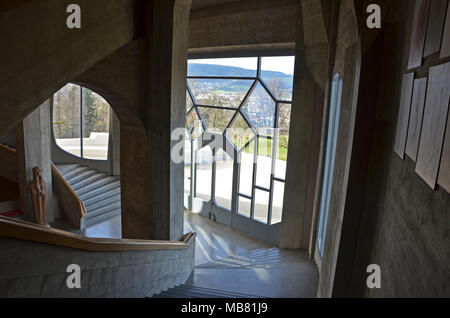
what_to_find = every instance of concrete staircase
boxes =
[152,285,265,298]
[55,164,121,226]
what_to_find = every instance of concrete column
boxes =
[280,54,322,249]
[108,110,120,176]
[121,125,152,239]
[148,0,191,241]
[16,100,54,223]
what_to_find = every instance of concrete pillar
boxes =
[108,110,120,176]
[280,54,322,249]
[148,0,191,241]
[16,100,54,223]
[121,0,191,241]
[121,125,152,239]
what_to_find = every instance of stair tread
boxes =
[83,188,121,207]
[77,178,119,197]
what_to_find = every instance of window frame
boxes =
[51,83,111,162]
[185,54,295,226]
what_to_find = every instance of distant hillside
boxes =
[188,63,293,91]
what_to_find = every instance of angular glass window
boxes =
[215,149,233,210]
[225,112,255,151]
[271,181,285,224]
[255,137,272,189]
[188,57,258,77]
[195,146,213,201]
[274,103,291,180]
[238,196,252,218]
[242,83,276,136]
[53,83,81,157]
[186,109,204,140]
[254,189,269,224]
[186,90,194,112]
[239,140,255,196]
[82,88,110,160]
[198,107,236,134]
[187,79,254,108]
[261,56,295,101]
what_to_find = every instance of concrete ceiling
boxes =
[191,0,241,10]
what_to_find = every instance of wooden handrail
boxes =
[51,163,87,218]
[0,143,16,155]
[0,215,196,251]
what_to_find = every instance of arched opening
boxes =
[52,83,112,161]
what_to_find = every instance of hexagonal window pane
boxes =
[187,79,254,108]
[261,56,295,101]
[225,112,255,150]
[186,109,203,140]
[242,83,276,136]
[197,107,236,134]
[186,90,194,112]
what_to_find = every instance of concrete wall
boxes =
[316,0,450,297]
[0,236,195,297]
[188,0,300,52]
[359,0,450,297]
[0,0,140,139]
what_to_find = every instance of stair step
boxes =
[179,285,266,298]
[71,172,108,191]
[55,164,80,175]
[153,285,266,298]
[85,207,121,227]
[62,166,90,180]
[77,177,118,198]
[86,201,121,220]
[84,188,121,209]
[85,195,121,213]
[67,169,98,185]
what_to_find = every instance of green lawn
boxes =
[243,136,289,161]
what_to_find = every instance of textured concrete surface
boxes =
[0,236,195,298]
[16,101,55,223]
[0,0,138,138]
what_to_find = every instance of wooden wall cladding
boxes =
[415,61,450,189]
[441,1,450,58]
[438,110,450,193]
[394,73,415,159]
[408,0,431,70]
[424,0,448,57]
[405,78,427,161]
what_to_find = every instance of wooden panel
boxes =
[441,1,450,58]
[437,109,450,193]
[408,0,431,70]
[405,78,427,161]
[394,73,414,159]
[424,0,448,57]
[416,62,450,189]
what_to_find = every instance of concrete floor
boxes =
[52,210,319,297]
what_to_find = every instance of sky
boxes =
[189,56,296,75]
